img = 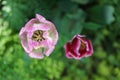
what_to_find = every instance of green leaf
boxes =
[88,5,115,25]
[58,0,76,12]
[71,22,83,36]
[83,22,101,31]
[67,9,86,22]
[60,9,85,38]
[71,0,90,4]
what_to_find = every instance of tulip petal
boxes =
[65,42,79,58]
[29,48,44,59]
[25,18,38,31]
[21,39,30,53]
[44,20,58,45]
[71,36,80,54]
[66,52,73,59]
[19,27,25,38]
[44,46,55,56]
[85,40,93,56]
[36,14,46,22]
[64,43,73,58]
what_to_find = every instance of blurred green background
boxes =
[0,0,120,80]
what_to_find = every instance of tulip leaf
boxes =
[71,0,90,4]
[58,0,76,12]
[88,5,115,25]
[67,9,86,22]
[60,9,86,38]
[71,22,83,36]
[83,22,101,31]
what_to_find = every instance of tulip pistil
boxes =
[32,30,45,42]
[80,41,86,50]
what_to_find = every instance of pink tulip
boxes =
[19,14,58,59]
[64,34,93,60]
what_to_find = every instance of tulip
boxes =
[19,14,58,59]
[64,34,93,60]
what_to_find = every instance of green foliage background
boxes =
[0,0,120,80]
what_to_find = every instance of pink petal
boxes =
[76,34,85,38]
[44,20,58,46]
[64,43,71,56]
[21,35,30,53]
[64,42,78,58]
[85,40,93,57]
[64,43,73,58]
[65,52,73,59]
[44,46,55,56]
[27,39,36,51]
[19,28,29,52]
[27,38,47,51]
[27,23,50,38]
[33,23,50,31]
[28,48,44,59]
[71,36,80,54]
[19,27,25,38]
[36,14,46,22]
[24,18,38,32]
[29,53,44,59]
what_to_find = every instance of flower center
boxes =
[80,41,86,50]
[32,30,45,42]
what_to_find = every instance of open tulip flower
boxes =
[64,34,93,60]
[19,14,58,59]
